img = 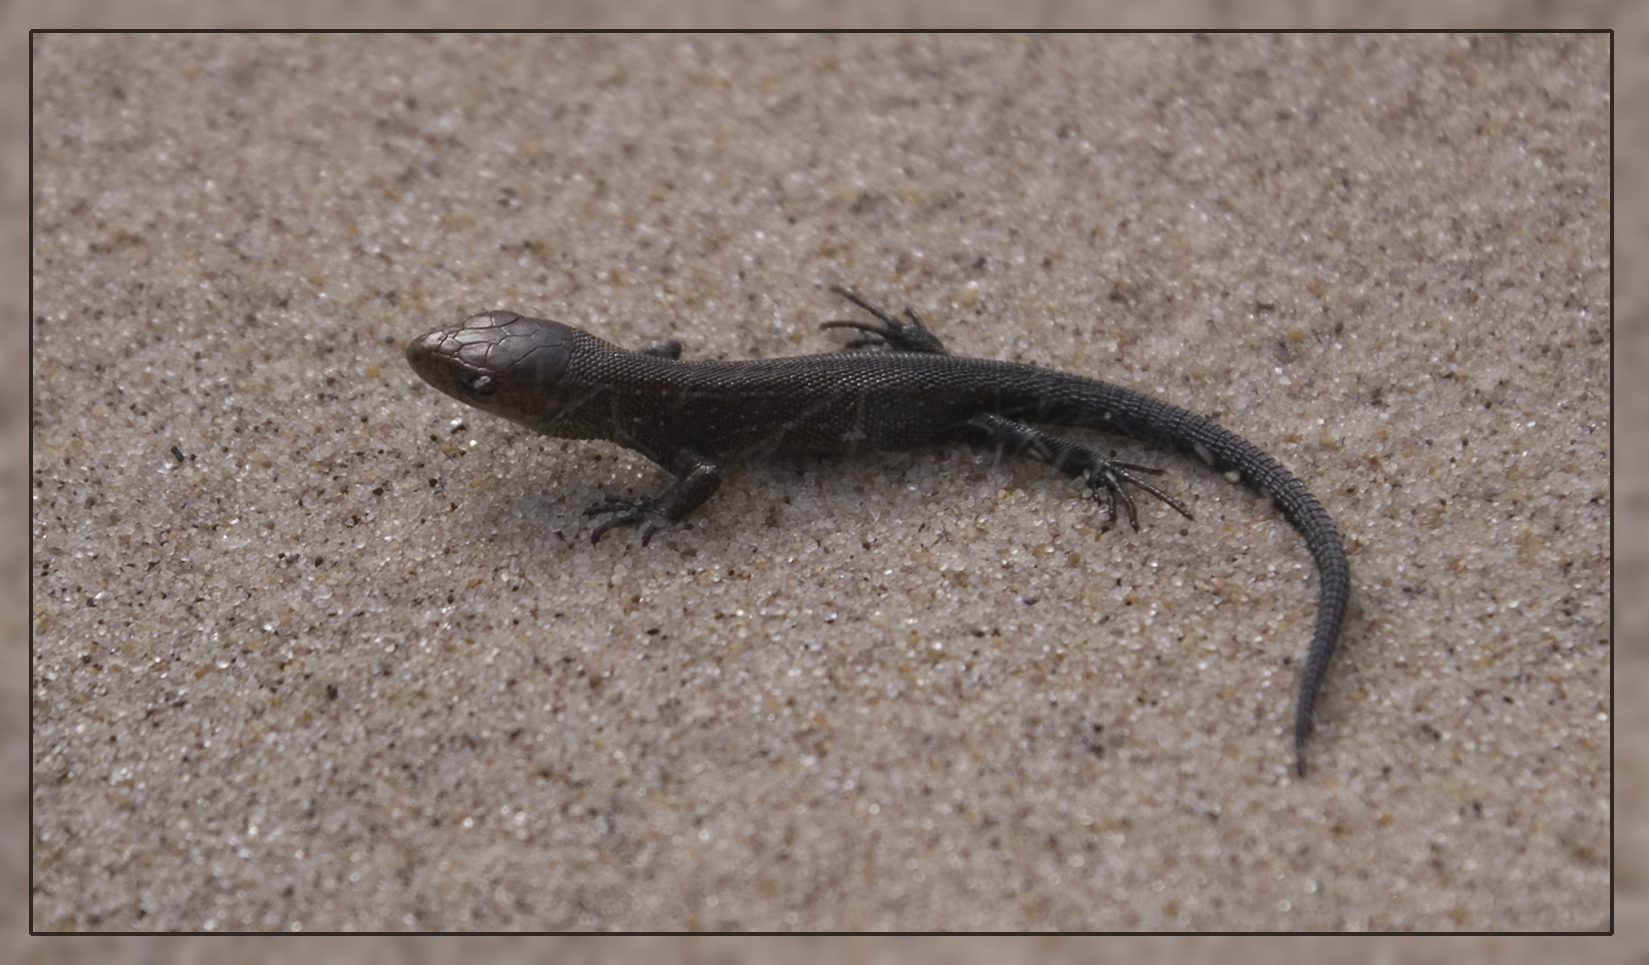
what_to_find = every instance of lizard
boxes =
[406,286,1351,775]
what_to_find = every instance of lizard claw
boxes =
[585,496,673,545]
[1086,461,1195,530]
[821,286,950,355]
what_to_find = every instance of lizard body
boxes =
[407,288,1350,774]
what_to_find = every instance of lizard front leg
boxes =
[585,447,724,545]
[820,285,951,355]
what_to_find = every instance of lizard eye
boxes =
[465,374,498,397]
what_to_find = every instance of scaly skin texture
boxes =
[408,288,1350,775]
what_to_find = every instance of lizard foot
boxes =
[585,495,673,546]
[820,285,950,355]
[1085,460,1195,530]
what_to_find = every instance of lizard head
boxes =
[407,311,583,432]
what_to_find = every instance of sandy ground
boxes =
[24,26,1622,947]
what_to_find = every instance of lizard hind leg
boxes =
[1081,459,1196,530]
[962,413,1194,530]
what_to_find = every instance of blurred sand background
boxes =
[13,2,1636,961]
